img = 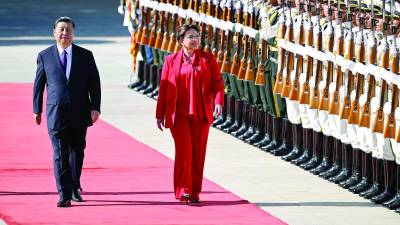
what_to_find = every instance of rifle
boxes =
[217,0,229,68]
[255,38,268,85]
[347,0,366,124]
[244,5,257,82]
[281,1,295,98]
[204,0,215,52]
[298,0,314,104]
[339,0,355,119]
[237,4,251,80]
[200,0,208,50]
[384,0,399,139]
[168,0,180,52]
[272,0,287,94]
[318,0,334,110]
[221,0,234,73]
[178,0,188,25]
[160,0,172,51]
[155,0,165,50]
[328,0,344,114]
[229,1,243,76]
[289,0,305,101]
[372,0,389,133]
[140,4,152,45]
[148,1,160,48]
[359,0,377,127]
[309,0,323,109]
[135,4,145,45]
[211,0,222,58]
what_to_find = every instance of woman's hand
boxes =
[213,104,223,118]
[157,118,165,131]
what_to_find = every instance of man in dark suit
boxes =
[33,16,101,207]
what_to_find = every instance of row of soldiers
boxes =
[119,0,400,213]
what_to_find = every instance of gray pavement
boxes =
[0,0,399,224]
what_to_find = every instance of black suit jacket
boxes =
[33,44,101,130]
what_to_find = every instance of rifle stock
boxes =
[255,39,267,85]
[309,13,323,109]
[272,9,287,94]
[298,19,313,105]
[148,5,159,48]
[318,18,334,110]
[221,3,233,73]
[372,41,389,133]
[384,37,399,138]
[289,2,304,101]
[339,29,355,119]
[281,10,294,98]
[237,9,250,81]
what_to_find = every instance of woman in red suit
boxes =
[156,24,224,203]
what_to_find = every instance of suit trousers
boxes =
[48,127,87,201]
[170,116,210,200]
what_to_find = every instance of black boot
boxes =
[292,128,313,165]
[320,138,343,179]
[360,158,385,199]
[217,95,235,130]
[330,143,353,183]
[128,60,145,89]
[231,102,250,137]
[300,131,323,170]
[310,135,334,175]
[134,62,151,92]
[246,108,264,144]
[383,164,400,209]
[261,117,282,152]
[238,105,257,140]
[339,148,362,189]
[254,113,272,148]
[149,66,161,98]
[349,152,373,194]
[224,99,243,133]
[371,160,396,204]
[271,119,293,156]
[212,94,228,127]
[282,123,304,161]
[141,64,158,95]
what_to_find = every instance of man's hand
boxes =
[213,104,223,118]
[33,113,41,125]
[91,110,100,123]
[156,118,165,132]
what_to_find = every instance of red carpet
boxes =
[0,83,286,225]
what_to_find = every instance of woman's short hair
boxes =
[53,16,75,29]
[177,24,200,42]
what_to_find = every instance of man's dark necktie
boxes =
[60,50,67,74]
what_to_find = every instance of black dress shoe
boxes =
[72,190,84,202]
[57,199,71,207]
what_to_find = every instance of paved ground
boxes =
[0,0,399,224]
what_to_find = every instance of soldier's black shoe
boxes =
[300,157,320,171]
[212,115,225,127]
[238,126,255,140]
[262,140,281,152]
[310,157,331,175]
[339,173,361,189]
[282,147,302,162]
[128,80,143,89]
[371,189,395,204]
[319,163,341,179]
[217,117,234,130]
[271,143,291,156]
[254,134,271,148]
[383,192,400,209]
[245,130,263,144]
[231,123,247,137]
[359,183,383,199]
[349,177,371,194]
[396,207,400,213]
[224,122,240,133]
[291,150,311,165]
[329,168,351,183]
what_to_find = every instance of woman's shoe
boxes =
[190,197,200,203]
[180,193,190,204]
